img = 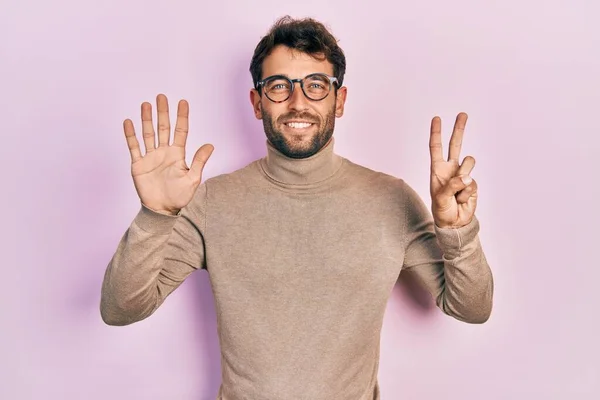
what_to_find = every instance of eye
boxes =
[265,79,291,92]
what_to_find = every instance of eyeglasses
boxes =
[256,73,339,103]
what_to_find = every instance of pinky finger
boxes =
[123,119,142,163]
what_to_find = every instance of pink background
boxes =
[2,0,598,398]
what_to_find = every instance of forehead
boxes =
[261,45,334,78]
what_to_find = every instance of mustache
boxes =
[278,112,319,124]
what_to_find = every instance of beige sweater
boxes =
[100,138,494,400]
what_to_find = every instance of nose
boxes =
[287,81,310,111]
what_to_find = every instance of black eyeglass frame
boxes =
[256,73,340,103]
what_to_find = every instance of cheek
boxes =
[325,101,338,119]
[264,105,287,122]
[313,101,334,120]
[260,106,276,125]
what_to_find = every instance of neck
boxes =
[260,137,343,186]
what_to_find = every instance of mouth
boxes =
[283,121,316,131]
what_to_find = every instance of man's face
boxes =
[250,45,347,159]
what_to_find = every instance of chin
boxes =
[270,135,320,159]
[284,144,319,158]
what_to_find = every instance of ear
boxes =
[250,89,263,120]
[334,86,347,118]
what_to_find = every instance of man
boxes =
[100,16,493,400]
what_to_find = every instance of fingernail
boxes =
[461,175,472,185]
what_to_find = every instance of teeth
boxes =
[286,122,312,129]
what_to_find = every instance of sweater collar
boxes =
[260,137,343,186]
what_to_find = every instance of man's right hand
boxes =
[123,94,214,216]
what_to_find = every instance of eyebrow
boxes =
[263,73,330,80]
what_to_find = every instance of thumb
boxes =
[442,174,472,197]
[189,144,214,184]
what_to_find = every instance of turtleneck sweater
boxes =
[100,138,494,400]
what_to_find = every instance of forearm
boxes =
[100,205,180,326]
[433,216,494,323]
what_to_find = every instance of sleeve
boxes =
[99,182,209,326]
[401,180,494,324]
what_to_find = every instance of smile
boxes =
[285,122,314,129]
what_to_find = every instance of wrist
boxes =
[141,202,180,216]
[156,209,180,216]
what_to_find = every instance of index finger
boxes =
[429,116,444,164]
[448,112,468,162]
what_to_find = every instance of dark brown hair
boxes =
[249,16,346,90]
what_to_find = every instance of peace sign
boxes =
[429,112,478,229]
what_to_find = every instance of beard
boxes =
[261,103,336,159]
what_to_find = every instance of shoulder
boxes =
[341,157,409,196]
[338,158,429,227]
[340,157,430,211]
[203,159,263,189]
[184,159,262,211]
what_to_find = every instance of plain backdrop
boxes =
[1,0,598,399]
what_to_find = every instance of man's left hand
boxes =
[429,112,478,229]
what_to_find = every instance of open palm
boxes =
[429,112,478,229]
[124,94,214,215]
